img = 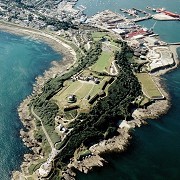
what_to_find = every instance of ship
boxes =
[157,8,180,18]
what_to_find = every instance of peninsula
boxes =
[0,1,178,180]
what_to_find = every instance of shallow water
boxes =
[0,31,61,179]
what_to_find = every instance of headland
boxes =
[0,1,179,180]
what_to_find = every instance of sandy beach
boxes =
[0,21,77,67]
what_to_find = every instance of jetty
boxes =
[168,42,180,45]
[146,6,156,12]
[119,8,138,17]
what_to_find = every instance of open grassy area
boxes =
[53,75,111,115]
[90,51,113,72]
[136,73,163,99]
[64,109,78,120]
[28,159,46,175]
[92,32,120,50]
[92,32,108,41]
[53,81,93,111]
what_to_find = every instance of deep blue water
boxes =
[76,0,180,180]
[77,48,180,180]
[0,31,61,179]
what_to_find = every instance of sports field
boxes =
[136,73,163,99]
[92,32,108,41]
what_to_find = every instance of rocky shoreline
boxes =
[133,45,180,121]
[2,22,77,179]
[3,20,179,179]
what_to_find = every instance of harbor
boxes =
[119,7,152,22]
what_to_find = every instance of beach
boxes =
[0,21,78,179]
[0,21,76,68]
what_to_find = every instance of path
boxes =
[31,106,61,177]
[31,106,54,149]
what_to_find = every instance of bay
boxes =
[0,31,61,179]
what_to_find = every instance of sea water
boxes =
[76,0,180,179]
[76,0,180,43]
[0,31,61,179]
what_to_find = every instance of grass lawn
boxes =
[53,81,94,109]
[64,109,78,120]
[55,81,93,101]
[90,51,113,72]
[92,32,108,41]
[136,73,163,99]
[28,158,46,175]
[42,124,60,145]
[53,75,111,114]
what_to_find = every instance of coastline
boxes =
[0,20,179,179]
[0,22,77,179]
[0,21,77,70]
[133,44,180,120]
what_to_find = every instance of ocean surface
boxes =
[75,0,180,180]
[0,31,61,179]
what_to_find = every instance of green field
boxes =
[136,73,163,99]
[92,32,120,50]
[53,78,109,113]
[92,32,108,41]
[90,51,113,72]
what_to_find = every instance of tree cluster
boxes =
[53,42,142,170]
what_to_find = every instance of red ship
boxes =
[157,8,180,18]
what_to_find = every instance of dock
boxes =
[168,42,180,45]
[146,6,156,12]
[119,8,138,17]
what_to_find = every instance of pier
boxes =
[168,42,180,45]
[132,7,149,15]
[146,6,156,12]
[119,8,138,17]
